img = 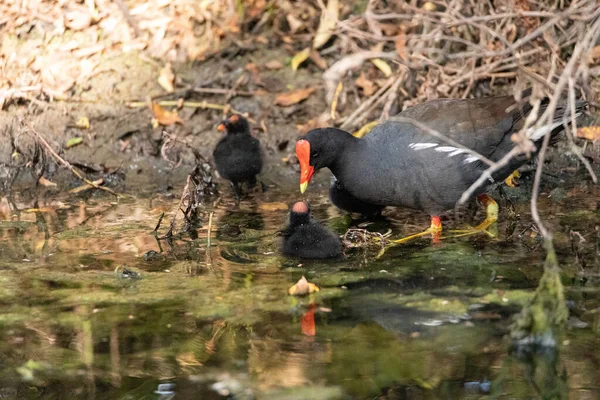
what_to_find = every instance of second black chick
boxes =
[213,114,263,198]
[282,201,342,259]
[329,176,384,218]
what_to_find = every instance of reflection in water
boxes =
[506,346,568,400]
[0,183,598,399]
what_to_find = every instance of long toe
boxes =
[448,222,497,238]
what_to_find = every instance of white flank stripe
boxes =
[409,142,438,150]
[449,149,466,156]
[463,155,480,164]
[435,146,458,152]
[526,112,581,141]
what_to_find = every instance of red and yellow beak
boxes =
[296,139,314,194]
[217,123,226,131]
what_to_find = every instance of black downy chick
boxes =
[213,114,263,198]
[282,201,342,259]
[329,176,384,218]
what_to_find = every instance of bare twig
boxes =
[21,120,124,198]
[340,76,395,129]
[127,100,255,123]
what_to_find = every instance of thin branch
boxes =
[21,119,124,198]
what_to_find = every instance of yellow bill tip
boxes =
[300,182,308,194]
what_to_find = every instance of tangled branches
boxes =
[326,0,598,132]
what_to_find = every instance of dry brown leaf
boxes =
[65,10,92,31]
[288,276,320,296]
[313,0,339,49]
[296,112,331,134]
[275,88,315,107]
[245,63,264,85]
[265,60,284,70]
[355,72,377,96]
[158,63,175,93]
[286,14,304,34]
[291,48,311,71]
[591,46,600,62]
[38,177,57,187]
[258,202,288,211]
[394,34,408,61]
[576,126,600,141]
[310,50,329,70]
[151,103,184,126]
[323,51,393,101]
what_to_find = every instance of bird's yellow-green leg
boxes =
[450,194,498,237]
[504,170,520,187]
[389,216,443,244]
[377,216,442,258]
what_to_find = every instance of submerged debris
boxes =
[114,266,141,280]
[510,240,568,347]
[342,228,387,250]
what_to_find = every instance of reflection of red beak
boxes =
[217,123,226,131]
[301,304,316,336]
[296,139,314,194]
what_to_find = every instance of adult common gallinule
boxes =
[213,114,263,199]
[329,176,384,218]
[282,201,342,259]
[296,93,587,242]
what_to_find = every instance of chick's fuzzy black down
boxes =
[213,117,262,185]
[282,204,342,259]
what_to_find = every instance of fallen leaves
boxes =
[66,137,83,149]
[288,276,319,296]
[275,87,315,107]
[38,177,57,187]
[577,126,600,141]
[394,34,408,61]
[591,45,600,62]
[75,117,90,129]
[370,58,393,77]
[291,48,311,71]
[265,60,284,70]
[64,9,93,31]
[151,103,184,127]
[313,0,339,49]
[355,72,377,96]
[158,63,175,93]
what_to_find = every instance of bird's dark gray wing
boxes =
[387,95,523,159]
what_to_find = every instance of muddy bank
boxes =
[1,45,329,196]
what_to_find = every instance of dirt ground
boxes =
[1,45,327,195]
[1,0,599,198]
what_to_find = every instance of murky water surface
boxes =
[0,178,599,399]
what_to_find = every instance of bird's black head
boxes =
[289,201,311,227]
[296,127,354,193]
[217,114,250,135]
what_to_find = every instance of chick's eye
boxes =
[312,152,319,158]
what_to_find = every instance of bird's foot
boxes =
[449,194,499,238]
[448,218,498,238]
[388,216,443,244]
[377,216,442,257]
[504,170,521,187]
